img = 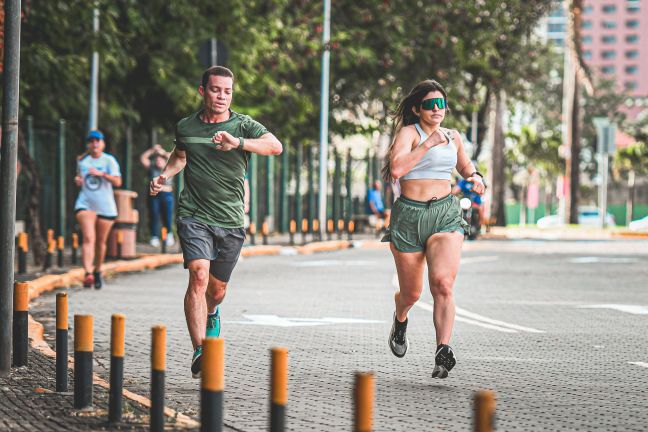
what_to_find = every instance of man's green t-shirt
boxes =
[175,110,268,227]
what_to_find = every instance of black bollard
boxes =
[56,293,68,392]
[151,325,166,431]
[201,337,224,432]
[109,314,126,423]
[57,236,65,267]
[12,282,29,367]
[270,347,288,432]
[74,315,94,409]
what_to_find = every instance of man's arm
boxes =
[150,146,186,196]
[213,131,282,156]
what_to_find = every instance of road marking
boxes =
[231,314,383,327]
[629,362,648,368]
[569,256,639,264]
[291,260,375,267]
[464,356,552,363]
[414,302,517,333]
[455,307,544,333]
[579,304,648,315]
[460,256,499,264]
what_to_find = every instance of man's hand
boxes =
[466,175,486,195]
[88,168,104,178]
[212,131,239,152]
[422,129,448,150]
[150,175,167,196]
[74,175,83,187]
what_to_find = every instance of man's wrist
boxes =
[238,137,245,151]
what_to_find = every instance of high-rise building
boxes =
[580,0,648,113]
[537,0,568,48]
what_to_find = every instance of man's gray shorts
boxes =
[176,216,246,282]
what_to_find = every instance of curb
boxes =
[22,239,371,426]
[612,231,648,239]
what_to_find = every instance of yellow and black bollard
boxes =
[57,235,65,267]
[327,219,334,241]
[109,314,126,423]
[12,282,29,367]
[312,219,320,242]
[348,221,355,241]
[56,293,68,392]
[289,220,296,246]
[74,314,94,409]
[47,228,54,244]
[44,239,56,271]
[201,337,224,432]
[473,390,496,432]
[17,232,28,274]
[151,325,166,432]
[337,219,344,240]
[270,347,288,432]
[301,219,308,245]
[71,233,79,265]
[354,372,374,432]
[262,221,269,246]
[116,231,124,259]
[161,227,168,254]
[249,222,256,246]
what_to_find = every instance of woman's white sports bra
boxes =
[400,124,457,181]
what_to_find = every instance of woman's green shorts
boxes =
[381,194,468,252]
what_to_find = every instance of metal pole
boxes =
[317,0,331,232]
[210,38,218,66]
[123,126,133,190]
[332,149,341,223]
[266,156,274,231]
[599,153,609,228]
[280,147,288,232]
[0,0,22,377]
[345,149,352,224]
[295,143,303,227]
[57,120,66,239]
[250,153,258,228]
[88,6,100,132]
[308,147,316,225]
[26,115,35,158]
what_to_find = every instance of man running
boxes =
[150,66,282,377]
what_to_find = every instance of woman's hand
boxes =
[421,129,448,150]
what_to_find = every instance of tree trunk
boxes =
[569,73,581,224]
[490,90,507,227]
[473,87,492,160]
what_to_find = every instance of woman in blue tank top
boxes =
[381,80,485,378]
[74,130,122,289]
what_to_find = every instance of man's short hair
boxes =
[201,66,234,88]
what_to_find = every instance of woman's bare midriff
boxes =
[399,178,451,201]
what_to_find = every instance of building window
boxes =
[626,35,639,44]
[627,5,640,13]
[624,81,638,91]
[602,35,616,44]
[602,4,616,13]
[601,66,615,74]
[601,50,616,59]
[602,20,617,29]
[625,66,638,74]
[584,5,593,13]
[583,50,592,60]
[583,35,593,44]
[626,20,639,28]
[548,23,565,33]
[626,50,639,59]
[582,20,593,29]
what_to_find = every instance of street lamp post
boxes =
[593,117,616,228]
[88,6,100,132]
[317,0,331,233]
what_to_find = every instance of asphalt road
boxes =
[33,238,648,431]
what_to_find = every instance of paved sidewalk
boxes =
[0,348,148,431]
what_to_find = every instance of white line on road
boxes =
[579,304,648,315]
[231,314,383,327]
[460,255,499,264]
[414,302,518,333]
[629,362,648,368]
[291,260,375,267]
[455,307,544,333]
[569,256,639,264]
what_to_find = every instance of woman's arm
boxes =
[453,131,485,194]
[390,126,447,179]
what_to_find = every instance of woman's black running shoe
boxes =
[388,313,409,358]
[432,344,456,378]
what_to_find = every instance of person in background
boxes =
[367,180,386,218]
[74,130,122,289]
[140,144,175,247]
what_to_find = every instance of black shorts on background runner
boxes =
[176,216,245,282]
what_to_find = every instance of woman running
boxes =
[74,130,122,289]
[382,79,485,378]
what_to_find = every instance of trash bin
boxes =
[108,190,138,259]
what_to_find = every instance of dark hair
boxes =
[201,66,235,88]
[382,79,448,182]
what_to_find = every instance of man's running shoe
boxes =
[432,344,456,379]
[93,271,103,290]
[191,345,203,379]
[206,307,221,338]
[82,273,94,289]
[388,313,409,358]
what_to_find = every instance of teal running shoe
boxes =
[191,345,203,379]
[206,307,221,338]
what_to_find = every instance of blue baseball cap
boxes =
[86,130,104,141]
